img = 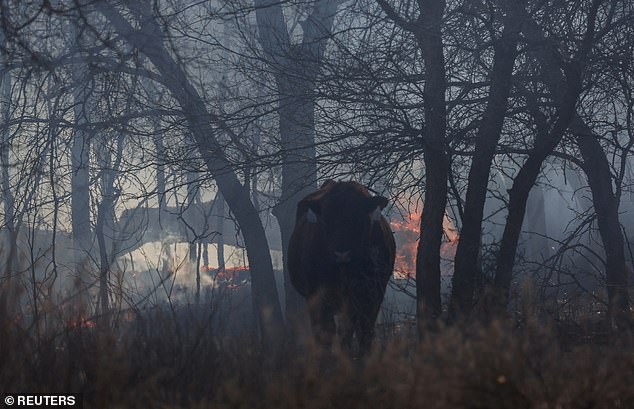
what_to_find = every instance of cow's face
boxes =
[304,185,388,265]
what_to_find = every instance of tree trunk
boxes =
[411,0,449,329]
[524,186,551,261]
[154,135,166,212]
[574,119,630,330]
[94,132,125,326]
[215,192,225,271]
[151,110,173,274]
[416,153,448,323]
[95,195,111,323]
[255,0,338,323]
[69,25,93,301]
[450,2,523,319]
[0,30,16,277]
[186,171,199,265]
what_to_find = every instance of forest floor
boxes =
[1,290,633,409]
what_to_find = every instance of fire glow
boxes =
[391,212,420,278]
[67,315,97,329]
[390,211,459,279]
[203,265,250,289]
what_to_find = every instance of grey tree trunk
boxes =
[95,131,125,325]
[186,170,199,265]
[69,25,93,300]
[95,148,112,322]
[185,171,202,300]
[144,75,173,275]
[524,186,550,262]
[215,192,225,271]
[154,134,166,213]
[0,30,16,277]
[255,0,339,323]
[574,119,631,330]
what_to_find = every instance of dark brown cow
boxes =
[288,180,396,353]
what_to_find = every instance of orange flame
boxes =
[204,265,250,289]
[67,315,97,329]
[390,211,459,278]
[391,212,421,278]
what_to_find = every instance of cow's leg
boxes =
[338,301,354,353]
[355,282,386,356]
[308,291,336,349]
[356,310,376,355]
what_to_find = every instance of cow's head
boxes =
[301,181,388,265]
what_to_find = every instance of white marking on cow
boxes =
[370,207,382,222]
[335,251,351,263]
[307,208,317,223]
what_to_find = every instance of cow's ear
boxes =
[366,195,389,211]
[320,179,336,189]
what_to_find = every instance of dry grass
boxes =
[1,286,634,409]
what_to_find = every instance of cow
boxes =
[288,180,396,354]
